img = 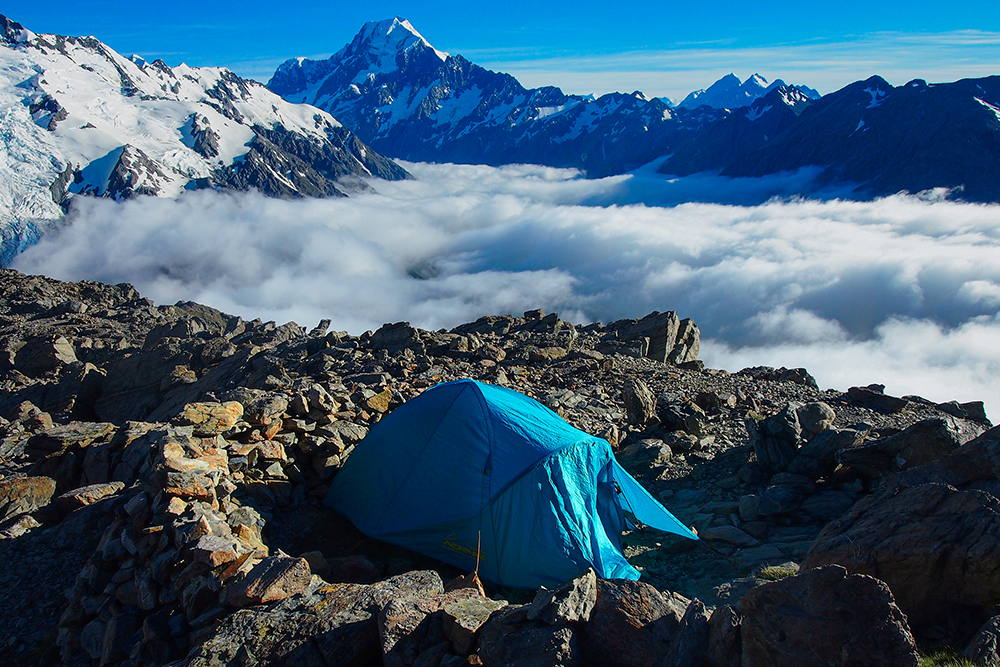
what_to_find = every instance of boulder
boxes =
[740,565,918,667]
[802,482,1000,627]
[788,428,865,479]
[960,616,1000,667]
[616,439,672,474]
[847,385,909,413]
[795,402,835,437]
[477,605,579,667]
[582,579,689,667]
[371,322,425,355]
[622,378,656,426]
[663,599,710,667]
[527,568,597,625]
[226,555,312,607]
[705,605,741,667]
[184,571,444,667]
[836,417,982,477]
[442,595,508,654]
[0,475,56,521]
[747,404,802,473]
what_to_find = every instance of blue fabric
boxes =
[325,378,697,589]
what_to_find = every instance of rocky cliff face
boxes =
[0,267,996,666]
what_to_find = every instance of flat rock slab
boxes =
[174,401,244,436]
[0,475,56,521]
[185,571,443,667]
[55,481,125,512]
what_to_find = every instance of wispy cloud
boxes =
[12,162,1000,416]
[463,31,1000,99]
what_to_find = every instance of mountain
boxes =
[267,18,730,177]
[0,14,409,265]
[677,73,820,110]
[660,75,1000,201]
[271,19,1000,202]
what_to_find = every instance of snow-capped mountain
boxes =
[268,18,732,177]
[0,14,408,265]
[677,73,820,110]
[271,18,1000,202]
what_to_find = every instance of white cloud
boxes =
[12,161,1000,417]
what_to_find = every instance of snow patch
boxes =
[975,97,1000,123]
[863,86,887,109]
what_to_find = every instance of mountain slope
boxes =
[0,14,408,264]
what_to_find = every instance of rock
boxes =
[54,481,125,512]
[787,428,865,479]
[622,378,656,426]
[185,571,444,667]
[747,404,802,473]
[795,402,835,437]
[803,481,1000,628]
[478,605,579,667]
[616,439,672,474]
[705,605,741,667]
[698,525,761,548]
[0,475,57,521]
[837,417,981,477]
[442,595,508,654]
[14,334,78,376]
[371,322,426,354]
[658,400,707,436]
[960,616,1000,667]
[527,568,597,625]
[192,534,241,567]
[26,422,117,458]
[847,385,909,413]
[173,401,244,435]
[740,565,918,667]
[582,579,689,667]
[226,554,313,607]
[667,318,700,364]
[739,366,818,389]
[0,513,41,538]
[663,599,710,667]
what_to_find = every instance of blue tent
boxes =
[326,378,698,589]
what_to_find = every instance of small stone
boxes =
[192,534,240,567]
[527,568,597,624]
[443,595,509,654]
[174,401,244,436]
[0,476,57,521]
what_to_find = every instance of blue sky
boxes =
[6,1,1000,100]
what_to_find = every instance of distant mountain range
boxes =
[270,18,1000,202]
[0,14,408,264]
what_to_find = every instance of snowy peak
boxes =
[355,17,447,62]
[678,73,818,110]
[0,14,34,45]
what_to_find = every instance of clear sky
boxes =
[5,1,999,101]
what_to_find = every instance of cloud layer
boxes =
[13,161,1000,416]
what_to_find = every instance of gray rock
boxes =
[478,605,579,667]
[527,568,597,625]
[795,402,835,437]
[622,377,656,426]
[663,599,710,667]
[747,404,802,473]
[705,605,741,667]
[960,615,1000,667]
[740,565,918,667]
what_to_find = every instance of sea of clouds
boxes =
[13,161,1000,417]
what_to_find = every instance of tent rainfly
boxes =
[326,378,698,589]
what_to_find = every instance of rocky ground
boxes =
[0,267,997,667]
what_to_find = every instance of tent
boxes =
[325,378,698,589]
